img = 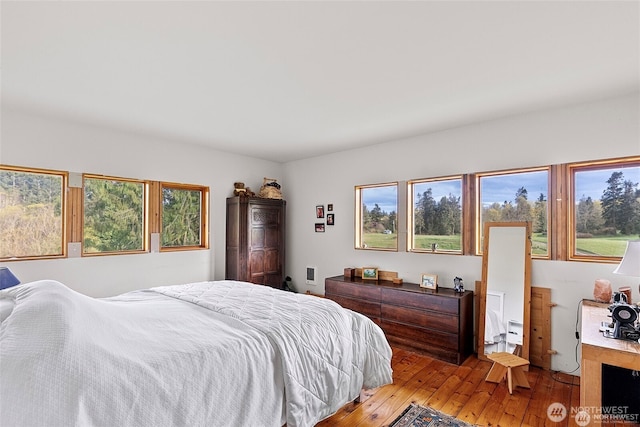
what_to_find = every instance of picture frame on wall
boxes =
[327,213,334,225]
[316,205,325,218]
[420,273,438,290]
[362,267,379,280]
[315,223,325,232]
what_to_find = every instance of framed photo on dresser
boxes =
[362,267,378,280]
[420,274,438,290]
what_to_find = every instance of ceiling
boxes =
[2,1,638,163]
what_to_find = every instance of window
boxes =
[355,182,398,251]
[161,183,209,250]
[408,175,463,253]
[476,167,550,257]
[569,157,640,261]
[83,175,146,254]
[0,166,66,260]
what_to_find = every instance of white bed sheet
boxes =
[0,280,393,427]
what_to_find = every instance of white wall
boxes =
[283,93,640,373]
[0,108,282,297]
[2,94,638,372]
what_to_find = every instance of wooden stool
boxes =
[485,352,530,394]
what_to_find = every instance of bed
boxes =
[0,279,393,427]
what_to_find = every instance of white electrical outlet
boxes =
[68,172,83,188]
[150,233,160,253]
[68,242,81,258]
[306,266,317,285]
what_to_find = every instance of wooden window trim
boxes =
[82,174,149,256]
[355,182,399,252]
[474,166,551,258]
[462,174,475,255]
[407,174,464,254]
[0,165,68,261]
[158,182,210,251]
[566,156,640,263]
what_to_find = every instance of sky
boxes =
[362,185,397,214]
[480,170,548,206]
[574,167,640,201]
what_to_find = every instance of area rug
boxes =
[389,403,475,427]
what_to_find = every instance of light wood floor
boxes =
[317,347,583,427]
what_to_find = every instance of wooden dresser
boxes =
[325,275,474,365]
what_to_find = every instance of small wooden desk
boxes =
[580,301,640,411]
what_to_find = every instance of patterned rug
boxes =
[389,403,475,427]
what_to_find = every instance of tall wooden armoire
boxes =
[225,197,286,289]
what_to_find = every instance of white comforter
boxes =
[0,280,393,427]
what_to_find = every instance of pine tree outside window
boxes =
[83,175,146,254]
[408,176,463,254]
[476,167,550,257]
[569,158,640,261]
[355,183,398,251]
[160,183,209,250]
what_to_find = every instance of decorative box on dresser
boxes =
[225,197,286,289]
[325,275,474,365]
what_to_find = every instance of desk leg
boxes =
[581,355,602,409]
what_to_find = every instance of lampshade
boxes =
[0,267,21,290]
[613,240,640,277]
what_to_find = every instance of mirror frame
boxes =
[477,221,532,362]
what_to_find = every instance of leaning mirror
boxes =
[478,221,532,362]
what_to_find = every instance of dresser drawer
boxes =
[326,280,381,301]
[381,304,458,333]
[381,288,458,314]
[326,294,381,319]
[381,320,459,351]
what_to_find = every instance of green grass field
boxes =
[362,233,399,249]
[575,235,632,257]
[413,235,461,251]
[364,232,635,256]
[363,233,462,250]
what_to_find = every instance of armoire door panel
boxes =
[250,250,265,273]
[251,228,265,248]
[264,249,279,273]
[226,197,286,290]
[265,227,280,247]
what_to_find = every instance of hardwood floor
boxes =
[317,347,583,427]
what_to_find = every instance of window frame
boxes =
[567,156,640,263]
[407,174,464,254]
[0,165,68,261]
[159,182,210,252]
[475,166,551,258]
[82,174,149,256]
[354,182,399,252]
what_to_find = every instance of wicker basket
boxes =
[258,177,283,199]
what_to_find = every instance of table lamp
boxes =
[0,267,20,290]
[613,240,640,304]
